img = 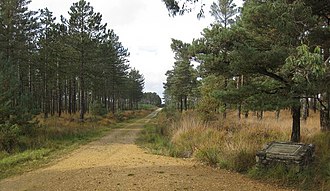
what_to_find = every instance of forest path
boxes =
[0,109,290,191]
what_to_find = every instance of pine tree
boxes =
[164,39,197,112]
[66,0,106,121]
[127,69,145,110]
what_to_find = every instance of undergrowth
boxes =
[138,109,330,190]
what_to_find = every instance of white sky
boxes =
[29,0,240,98]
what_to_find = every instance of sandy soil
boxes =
[0,109,292,191]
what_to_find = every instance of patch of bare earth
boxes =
[0,110,292,191]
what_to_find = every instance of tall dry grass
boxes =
[167,110,321,171]
[131,107,328,190]
[138,108,329,189]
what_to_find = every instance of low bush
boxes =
[89,101,107,117]
[0,124,21,153]
[196,147,221,167]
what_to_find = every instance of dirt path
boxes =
[0,109,291,191]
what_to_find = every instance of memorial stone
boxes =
[256,142,315,170]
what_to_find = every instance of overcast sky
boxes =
[28,0,225,97]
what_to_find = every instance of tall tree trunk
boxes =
[238,104,241,119]
[80,81,85,121]
[57,62,62,117]
[68,79,72,115]
[184,95,188,111]
[64,80,68,113]
[223,78,228,119]
[180,96,183,112]
[291,103,301,142]
[50,90,55,116]
[111,94,115,114]
[312,95,317,113]
[237,75,243,119]
[73,79,77,113]
[104,93,107,110]
[28,64,32,93]
[320,46,330,131]
[43,65,48,119]
[302,97,309,121]
[320,93,330,131]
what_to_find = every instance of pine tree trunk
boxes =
[238,104,241,119]
[51,93,55,116]
[43,69,48,119]
[184,96,188,111]
[223,78,228,119]
[320,46,330,131]
[57,65,62,117]
[73,79,77,114]
[302,97,309,121]
[320,107,330,131]
[111,95,115,114]
[237,76,242,119]
[180,97,183,112]
[64,80,68,113]
[291,104,301,143]
[104,94,107,110]
[80,86,85,121]
[68,79,72,115]
[312,95,317,113]
[28,64,32,93]
[320,93,330,131]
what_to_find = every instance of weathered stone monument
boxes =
[256,142,315,170]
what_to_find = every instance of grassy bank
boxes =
[0,109,152,180]
[138,109,330,190]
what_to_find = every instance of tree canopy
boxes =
[163,0,330,142]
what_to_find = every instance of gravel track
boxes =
[0,109,291,191]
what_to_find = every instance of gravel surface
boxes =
[0,110,292,191]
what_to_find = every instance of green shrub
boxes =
[89,101,107,116]
[0,124,21,153]
[196,147,221,167]
[229,149,256,173]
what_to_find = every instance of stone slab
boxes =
[266,143,302,155]
[256,141,315,170]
